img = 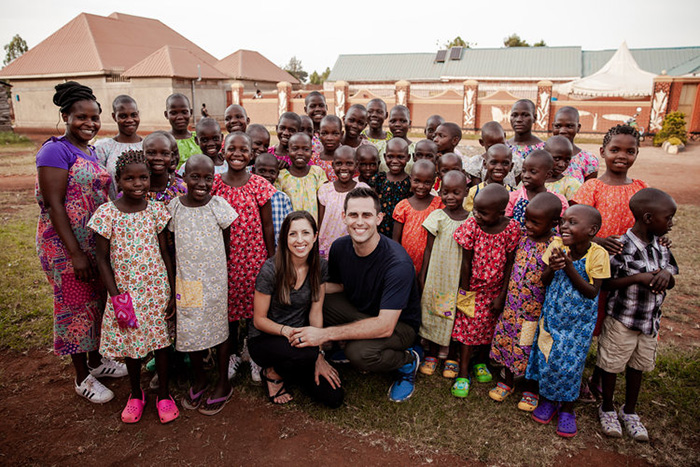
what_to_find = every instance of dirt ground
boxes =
[0,140,698,466]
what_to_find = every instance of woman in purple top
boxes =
[36,82,127,404]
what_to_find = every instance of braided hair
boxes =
[602,124,640,148]
[52,81,101,114]
[115,149,148,180]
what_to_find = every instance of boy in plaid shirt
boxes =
[254,152,292,247]
[597,188,678,442]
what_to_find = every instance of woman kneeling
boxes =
[249,211,343,408]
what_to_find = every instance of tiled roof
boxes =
[123,46,228,79]
[0,12,217,78]
[328,47,582,83]
[328,46,700,83]
[216,49,299,84]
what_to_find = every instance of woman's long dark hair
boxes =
[274,211,321,305]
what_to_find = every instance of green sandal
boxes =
[451,377,471,398]
[473,363,492,383]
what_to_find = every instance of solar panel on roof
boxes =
[450,47,463,60]
[435,50,447,63]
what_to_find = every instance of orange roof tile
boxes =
[216,49,299,84]
[123,46,227,79]
[0,12,217,78]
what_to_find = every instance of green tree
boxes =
[283,56,308,83]
[3,34,28,66]
[308,67,332,85]
[443,36,474,49]
[533,39,547,47]
[503,33,529,47]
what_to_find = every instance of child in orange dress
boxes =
[393,160,444,272]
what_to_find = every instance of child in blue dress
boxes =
[526,204,610,438]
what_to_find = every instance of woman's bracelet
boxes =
[280,324,286,336]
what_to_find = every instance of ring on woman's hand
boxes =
[298,337,303,343]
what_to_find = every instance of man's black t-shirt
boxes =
[328,235,421,331]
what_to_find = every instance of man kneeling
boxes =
[291,187,421,402]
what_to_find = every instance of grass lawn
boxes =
[0,143,697,466]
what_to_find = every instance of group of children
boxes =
[76,89,677,443]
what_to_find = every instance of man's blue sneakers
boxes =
[388,349,419,402]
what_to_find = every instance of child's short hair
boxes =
[305,90,326,105]
[356,144,379,160]
[545,135,573,155]
[224,131,252,148]
[115,149,147,180]
[255,152,279,169]
[528,192,563,221]
[144,130,177,151]
[367,98,387,111]
[195,117,221,134]
[347,103,367,115]
[438,152,463,169]
[334,145,356,160]
[629,188,675,220]
[344,186,381,213]
[603,124,640,148]
[481,121,505,139]
[513,98,536,114]
[440,122,463,140]
[112,94,137,112]
[184,153,215,174]
[246,123,270,139]
[166,93,190,108]
[526,149,554,170]
[555,106,580,122]
[475,183,509,211]
[321,114,343,129]
[390,104,411,119]
[278,111,301,127]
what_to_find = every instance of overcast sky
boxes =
[2,0,699,77]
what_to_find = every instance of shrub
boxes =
[0,131,32,145]
[667,136,683,146]
[653,111,687,146]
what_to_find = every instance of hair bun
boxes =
[53,81,100,114]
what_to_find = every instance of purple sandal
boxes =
[181,386,207,410]
[197,387,234,416]
[532,399,558,424]
[557,411,578,438]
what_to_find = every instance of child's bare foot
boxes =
[262,368,292,404]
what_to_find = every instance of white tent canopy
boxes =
[558,42,656,98]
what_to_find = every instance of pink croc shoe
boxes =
[121,390,146,424]
[157,396,180,424]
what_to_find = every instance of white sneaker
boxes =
[89,357,128,378]
[618,406,649,442]
[228,354,241,381]
[598,405,623,438]
[250,359,262,385]
[75,374,114,404]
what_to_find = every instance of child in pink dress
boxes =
[451,184,521,398]
[211,132,276,378]
[392,160,443,273]
[318,146,368,259]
